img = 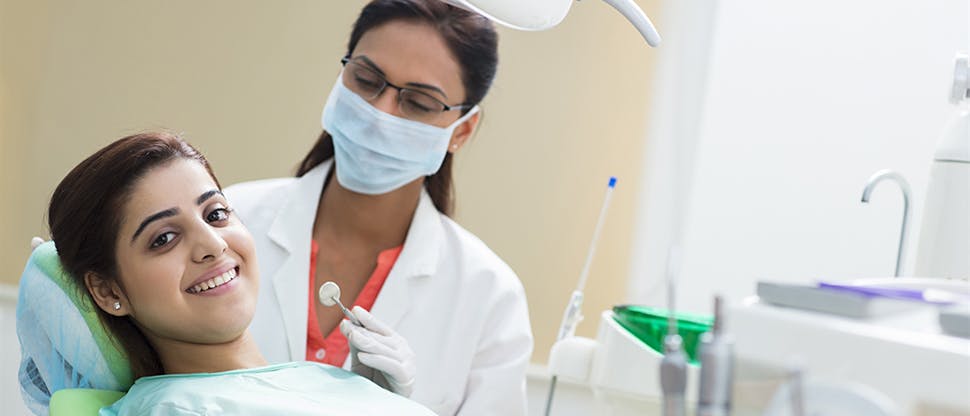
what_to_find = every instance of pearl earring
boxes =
[451,144,458,149]
[113,302,121,311]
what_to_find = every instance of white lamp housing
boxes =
[443,0,661,47]
[442,0,571,31]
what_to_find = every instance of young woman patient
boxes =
[46,131,433,415]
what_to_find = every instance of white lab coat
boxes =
[224,161,533,416]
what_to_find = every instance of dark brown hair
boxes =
[295,0,498,216]
[47,131,220,379]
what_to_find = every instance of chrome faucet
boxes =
[861,169,912,277]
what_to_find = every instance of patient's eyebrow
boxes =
[131,208,179,243]
[196,189,222,205]
[130,190,223,244]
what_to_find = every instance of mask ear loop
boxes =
[448,105,480,129]
[446,105,480,152]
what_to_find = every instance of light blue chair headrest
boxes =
[16,241,133,415]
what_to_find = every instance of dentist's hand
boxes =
[340,306,416,397]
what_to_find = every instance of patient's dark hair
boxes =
[48,131,220,379]
[295,0,498,216]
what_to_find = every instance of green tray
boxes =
[612,305,713,365]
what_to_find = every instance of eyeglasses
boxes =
[340,56,471,123]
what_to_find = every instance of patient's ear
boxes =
[85,272,129,317]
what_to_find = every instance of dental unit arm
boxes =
[601,0,662,47]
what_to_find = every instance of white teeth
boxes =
[189,268,238,293]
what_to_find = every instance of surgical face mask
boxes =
[321,77,480,195]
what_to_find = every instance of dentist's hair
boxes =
[47,131,219,379]
[296,0,498,216]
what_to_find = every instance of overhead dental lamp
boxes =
[443,0,662,47]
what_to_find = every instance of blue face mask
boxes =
[321,77,479,195]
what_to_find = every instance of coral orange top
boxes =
[306,240,403,366]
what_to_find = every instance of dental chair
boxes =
[49,389,125,415]
[16,241,133,415]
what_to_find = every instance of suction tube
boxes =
[544,177,617,416]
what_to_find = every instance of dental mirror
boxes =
[318,281,362,326]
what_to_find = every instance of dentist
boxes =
[224,1,533,415]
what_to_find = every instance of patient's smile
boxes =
[187,267,239,294]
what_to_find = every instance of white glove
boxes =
[30,236,45,249]
[340,306,416,397]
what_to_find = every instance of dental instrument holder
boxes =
[543,290,584,415]
[861,170,911,277]
[695,296,733,416]
[556,291,586,341]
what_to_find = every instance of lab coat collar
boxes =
[266,163,328,252]
[393,189,442,278]
[368,176,443,329]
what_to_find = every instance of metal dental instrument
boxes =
[544,176,617,416]
[696,295,734,416]
[660,245,687,416]
[861,169,912,277]
[318,281,362,326]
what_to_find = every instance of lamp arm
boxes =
[601,0,662,46]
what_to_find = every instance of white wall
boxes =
[633,0,970,314]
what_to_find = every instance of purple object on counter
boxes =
[818,282,957,305]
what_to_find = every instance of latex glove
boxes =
[30,236,45,249]
[340,306,416,397]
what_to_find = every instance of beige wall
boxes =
[0,0,661,364]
